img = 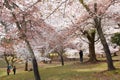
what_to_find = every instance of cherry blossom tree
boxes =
[70,20,99,63]
[14,41,31,71]
[51,33,66,66]
[0,22,18,67]
[78,0,119,70]
[0,0,44,79]
[1,36,16,67]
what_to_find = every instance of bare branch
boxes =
[45,0,69,19]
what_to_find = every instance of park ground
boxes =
[1,54,120,80]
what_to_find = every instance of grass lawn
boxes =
[0,56,120,80]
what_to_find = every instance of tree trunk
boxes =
[25,39,41,80]
[25,60,28,71]
[32,57,41,80]
[4,55,9,66]
[60,55,64,66]
[94,16,115,70]
[86,30,97,63]
[11,56,15,67]
[88,42,97,63]
[113,52,117,56]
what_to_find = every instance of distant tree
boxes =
[18,49,31,71]
[47,27,73,66]
[1,37,17,67]
[111,33,120,46]
[53,34,66,66]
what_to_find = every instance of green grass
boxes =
[0,59,7,68]
[0,68,5,77]
[1,57,120,80]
